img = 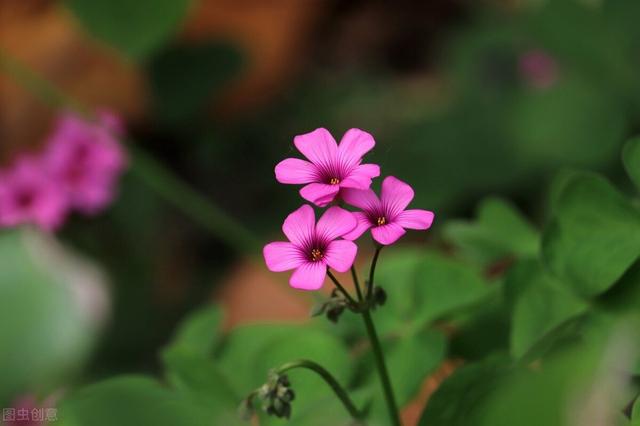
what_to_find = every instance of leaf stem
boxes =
[276,359,363,421]
[351,266,364,302]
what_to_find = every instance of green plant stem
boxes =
[129,146,259,254]
[276,360,363,421]
[367,246,382,298]
[0,49,259,254]
[351,266,364,302]
[327,270,358,307]
[361,309,400,426]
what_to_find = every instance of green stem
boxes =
[0,49,259,254]
[367,246,382,298]
[351,266,364,302]
[326,270,358,307]
[129,146,259,254]
[361,310,400,426]
[276,360,363,420]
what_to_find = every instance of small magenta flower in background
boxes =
[275,128,380,207]
[518,49,559,89]
[42,110,127,215]
[343,176,434,245]
[263,204,358,290]
[0,155,68,231]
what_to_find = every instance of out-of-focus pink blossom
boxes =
[263,205,358,290]
[0,156,68,231]
[275,128,380,207]
[518,49,559,89]
[42,110,127,215]
[342,176,434,245]
[3,394,58,425]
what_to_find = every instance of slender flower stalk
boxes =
[275,360,364,421]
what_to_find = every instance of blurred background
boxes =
[1,0,640,423]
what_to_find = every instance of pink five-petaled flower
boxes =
[42,110,127,215]
[0,155,68,231]
[263,205,358,290]
[342,176,434,245]
[275,128,380,207]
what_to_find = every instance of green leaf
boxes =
[215,323,353,422]
[0,230,96,405]
[149,42,244,125]
[542,172,640,298]
[414,252,492,325]
[623,136,640,191]
[57,376,210,426]
[508,260,588,359]
[65,0,191,59]
[387,329,447,406]
[163,305,223,358]
[444,197,539,264]
[418,356,510,426]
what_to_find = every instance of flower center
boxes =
[310,248,324,261]
[376,216,386,226]
[329,177,340,185]
[15,189,35,209]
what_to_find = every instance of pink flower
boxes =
[0,156,68,231]
[275,128,380,207]
[518,49,559,89]
[263,205,358,290]
[342,176,434,245]
[42,110,127,215]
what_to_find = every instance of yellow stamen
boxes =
[329,177,340,185]
[376,217,386,226]
[311,248,323,261]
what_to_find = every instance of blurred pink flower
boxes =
[275,128,380,207]
[3,394,57,425]
[519,49,559,89]
[343,176,434,245]
[43,110,127,215]
[0,156,68,231]
[263,205,358,290]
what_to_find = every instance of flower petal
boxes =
[371,223,406,245]
[263,242,306,272]
[316,206,357,241]
[294,128,338,167]
[342,212,373,240]
[395,209,435,230]
[341,187,380,212]
[324,240,358,272]
[290,261,327,290]
[282,205,315,246]
[338,128,376,170]
[300,183,340,207]
[340,163,380,189]
[380,176,415,218]
[275,158,318,184]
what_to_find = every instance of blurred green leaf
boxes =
[387,329,446,406]
[162,305,223,358]
[418,355,510,426]
[216,323,353,423]
[149,43,243,125]
[57,376,210,426]
[623,137,640,191]
[414,252,492,325]
[0,230,96,405]
[444,197,539,264]
[542,172,640,298]
[65,0,191,59]
[508,260,588,359]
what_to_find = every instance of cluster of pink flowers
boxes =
[518,49,559,89]
[0,110,127,231]
[264,128,434,290]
